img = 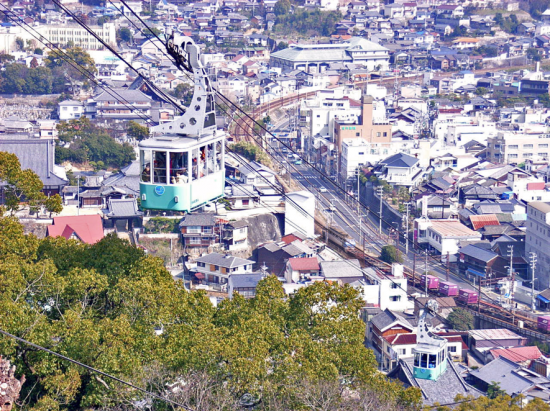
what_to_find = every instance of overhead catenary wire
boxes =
[0,7,155,126]
[41,7,542,364]
[0,327,196,411]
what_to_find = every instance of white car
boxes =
[319,186,328,193]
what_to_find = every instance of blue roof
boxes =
[538,294,550,303]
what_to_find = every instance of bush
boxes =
[380,245,402,264]
[143,217,180,234]
[446,307,474,331]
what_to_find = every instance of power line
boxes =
[38,8,542,362]
[0,327,195,411]
[0,7,155,125]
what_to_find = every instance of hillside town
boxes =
[4,0,550,408]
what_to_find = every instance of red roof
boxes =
[527,182,546,191]
[281,234,302,245]
[288,257,319,271]
[469,214,500,231]
[384,333,417,345]
[490,346,542,363]
[47,215,104,244]
[439,108,462,114]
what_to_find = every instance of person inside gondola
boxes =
[141,164,151,181]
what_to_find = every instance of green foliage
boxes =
[527,47,542,62]
[117,27,132,44]
[143,217,179,234]
[230,141,268,163]
[44,47,97,93]
[0,217,421,410]
[126,120,149,141]
[449,25,468,38]
[15,37,24,51]
[487,381,507,399]
[144,27,162,38]
[0,151,63,214]
[274,41,288,51]
[380,245,402,264]
[529,0,550,19]
[470,45,498,57]
[446,307,474,331]
[0,63,53,94]
[274,0,291,15]
[475,87,488,96]
[439,394,550,410]
[34,48,43,55]
[172,82,193,105]
[56,118,136,168]
[274,9,342,36]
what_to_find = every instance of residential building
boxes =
[374,152,424,187]
[256,239,314,277]
[222,220,249,251]
[361,264,409,311]
[526,202,550,289]
[285,191,315,238]
[90,88,152,120]
[194,252,255,285]
[228,273,265,299]
[58,100,84,120]
[285,257,320,283]
[487,131,550,164]
[179,213,219,248]
[47,215,104,244]
[0,135,68,196]
[470,356,550,402]
[416,219,482,262]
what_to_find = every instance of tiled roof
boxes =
[430,220,480,238]
[196,252,255,268]
[490,346,543,363]
[384,333,417,345]
[288,257,319,271]
[47,215,104,244]
[371,309,413,332]
[460,244,498,263]
[320,259,363,278]
[179,213,217,227]
[470,214,500,231]
[469,328,525,341]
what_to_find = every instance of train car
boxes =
[438,281,458,297]
[538,316,550,332]
[458,289,478,304]
[421,275,440,290]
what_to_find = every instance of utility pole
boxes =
[377,185,383,234]
[404,202,410,255]
[357,168,360,216]
[413,253,416,287]
[508,245,515,323]
[530,252,538,312]
[424,249,428,297]
[77,175,80,216]
[446,251,450,282]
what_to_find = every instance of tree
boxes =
[14,37,24,51]
[274,41,288,52]
[0,151,63,214]
[274,0,291,15]
[475,87,488,96]
[144,27,162,38]
[34,48,43,55]
[380,245,402,264]
[173,82,192,105]
[527,47,542,62]
[29,57,38,68]
[44,47,97,94]
[126,121,149,141]
[117,27,132,44]
[446,307,474,331]
[487,382,506,399]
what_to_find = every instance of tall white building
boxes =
[526,202,550,289]
[285,191,315,238]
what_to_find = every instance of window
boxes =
[153,151,167,183]
[63,107,68,111]
[356,132,360,137]
[428,354,437,368]
[383,132,387,137]
[187,226,201,234]
[387,346,391,353]
[242,199,250,206]
[523,144,534,149]
[189,237,201,245]
[169,152,188,185]
[540,144,549,149]
[448,346,457,353]
[401,349,406,355]
[391,283,399,289]
[523,153,533,158]
[140,150,152,183]
[214,265,219,271]
[509,145,518,149]
[197,262,205,267]
[377,132,381,137]
[508,154,518,159]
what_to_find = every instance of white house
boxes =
[359,264,409,311]
[194,252,255,285]
[285,191,315,238]
[58,100,84,120]
[375,152,424,187]
[416,219,482,262]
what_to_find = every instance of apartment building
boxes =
[487,131,550,164]
[526,202,550,289]
[194,252,255,285]
[40,23,116,50]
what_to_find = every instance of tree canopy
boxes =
[44,47,97,93]
[0,215,421,410]
[274,9,342,36]
[0,151,62,215]
[0,63,54,94]
[126,120,150,141]
[380,245,402,264]
[56,118,136,168]
[446,307,474,331]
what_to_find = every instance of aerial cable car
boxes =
[139,35,225,211]
[412,300,448,381]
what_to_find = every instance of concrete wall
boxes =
[361,182,404,233]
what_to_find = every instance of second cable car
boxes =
[413,300,448,381]
[139,36,225,211]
